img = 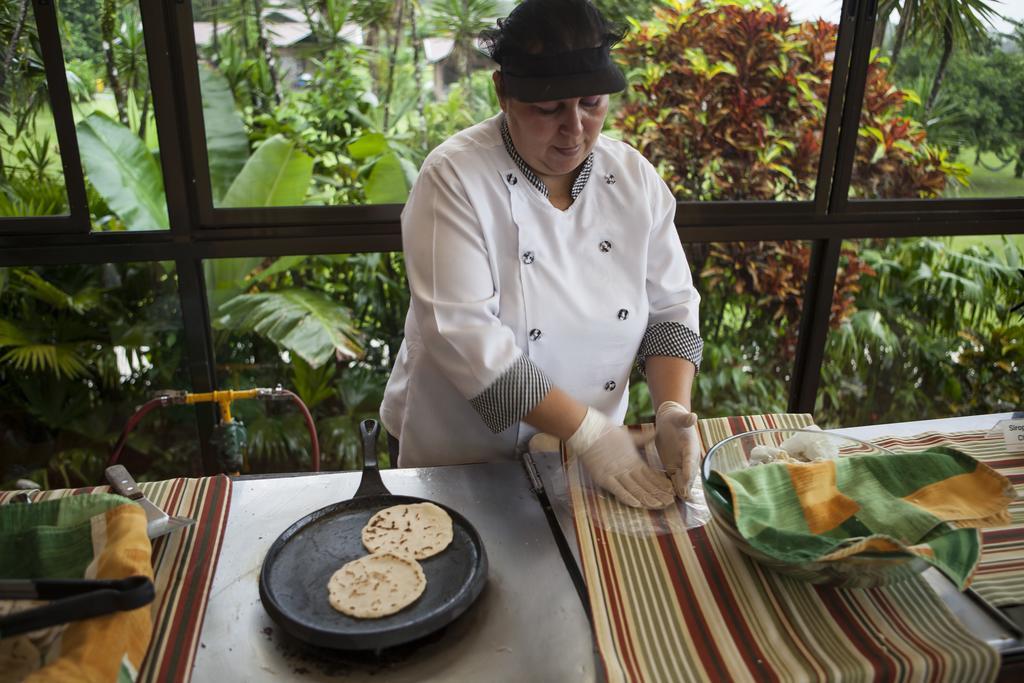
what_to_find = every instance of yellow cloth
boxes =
[4,503,153,683]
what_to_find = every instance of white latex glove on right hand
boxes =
[654,401,701,500]
[566,407,675,509]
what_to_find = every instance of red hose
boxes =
[280,389,320,472]
[108,397,166,466]
[109,390,320,472]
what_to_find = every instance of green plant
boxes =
[215,289,364,367]
[76,107,314,229]
[209,252,405,472]
[0,262,198,488]
[346,132,418,204]
[0,0,65,214]
[76,112,169,230]
[817,237,1024,425]
[593,0,659,27]
[886,0,1000,115]
[199,63,250,203]
[615,0,958,202]
[422,69,499,152]
[611,1,985,423]
[0,173,67,217]
[427,0,499,82]
[893,35,1024,183]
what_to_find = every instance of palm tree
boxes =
[427,0,498,84]
[881,0,916,72]
[922,0,999,115]
[884,0,999,116]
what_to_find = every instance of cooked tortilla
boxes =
[361,502,454,560]
[327,552,426,619]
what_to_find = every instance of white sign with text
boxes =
[990,419,1024,453]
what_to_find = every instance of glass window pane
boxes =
[205,253,406,472]
[849,3,1024,200]
[817,235,1024,426]
[57,1,169,231]
[614,1,843,201]
[0,262,200,487]
[0,0,70,218]
[192,0,509,208]
[192,1,844,208]
[627,240,812,423]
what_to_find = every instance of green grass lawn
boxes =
[1,93,160,179]
[952,148,1024,199]
[945,150,1024,255]
[949,233,1024,257]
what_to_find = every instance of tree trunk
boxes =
[211,0,221,65]
[364,24,382,86]
[127,17,139,135]
[299,0,323,46]
[102,0,129,126]
[138,91,150,140]
[409,3,427,152]
[889,0,915,74]
[251,0,282,106]
[925,20,953,117]
[872,12,889,50]
[0,0,30,95]
[239,0,249,52]
[382,0,406,132]
[237,0,262,113]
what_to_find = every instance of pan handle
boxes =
[353,419,390,498]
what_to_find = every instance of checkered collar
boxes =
[500,115,594,201]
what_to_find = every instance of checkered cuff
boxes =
[469,354,553,433]
[637,321,703,374]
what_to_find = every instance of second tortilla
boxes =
[362,502,454,560]
[327,551,426,618]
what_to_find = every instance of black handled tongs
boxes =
[0,575,155,639]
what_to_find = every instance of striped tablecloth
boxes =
[0,476,232,683]
[565,413,1001,683]
[866,430,1024,607]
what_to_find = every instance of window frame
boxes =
[1,0,1022,473]
[0,0,90,235]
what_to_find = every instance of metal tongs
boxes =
[0,576,155,639]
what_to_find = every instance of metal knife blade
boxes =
[105,465,195,539]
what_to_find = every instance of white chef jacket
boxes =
[380,114,702,467]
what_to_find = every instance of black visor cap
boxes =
[499,43,626,103]
[501,65,626,103]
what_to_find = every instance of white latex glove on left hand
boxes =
[655,401,701,500]
[567,407,675,509]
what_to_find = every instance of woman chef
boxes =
[380,0,703,509]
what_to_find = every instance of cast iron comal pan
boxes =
[259,419,489,650]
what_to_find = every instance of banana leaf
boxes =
[220,135,313,207]
[216,289,363,367]
[75,113,169,230]
[199,63,250,204]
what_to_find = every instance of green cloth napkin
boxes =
[707,447,1017,589]
[0,493,130,579]
[0,492,154,682]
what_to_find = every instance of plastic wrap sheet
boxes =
[529,425,710,536]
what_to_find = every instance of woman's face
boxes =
[495,73,609,181]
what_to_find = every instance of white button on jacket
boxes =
[381,115,701,467]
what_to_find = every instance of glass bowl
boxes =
[700,428,930,588]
